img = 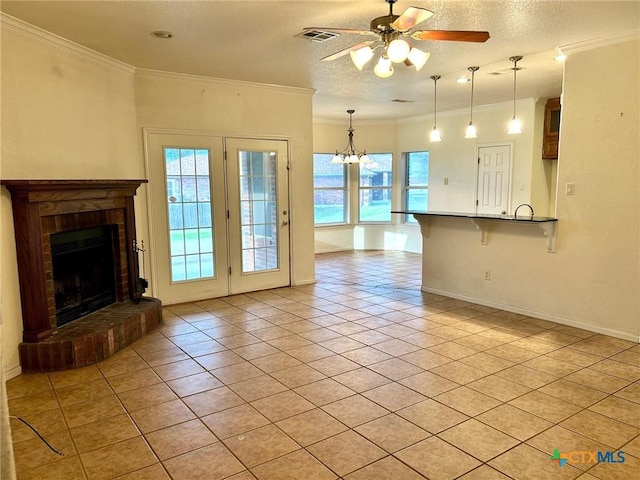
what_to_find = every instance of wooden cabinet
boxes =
[542,97,561,159]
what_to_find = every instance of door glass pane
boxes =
[238,150,279,273]
[165,147,215,282]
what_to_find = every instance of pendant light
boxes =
[331,109,370,164]
[429,75,442,142]
[465,66,479,138]
[508,55,523,134]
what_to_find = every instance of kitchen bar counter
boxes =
[392,210,558,252]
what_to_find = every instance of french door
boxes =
[146,132,290,304]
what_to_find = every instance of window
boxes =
[313,153,348,225]
[164,147,214,282]
[404,151,429,223]
[359,153,393,223]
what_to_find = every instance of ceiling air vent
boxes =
[295,30,339,42]
[391,99,415,103]
[488,67,526,75]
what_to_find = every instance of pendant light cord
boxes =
[467,66,479,124]
[510,56,522,118]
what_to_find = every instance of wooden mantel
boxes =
[1,179,148,342]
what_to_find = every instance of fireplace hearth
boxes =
[1,179,162,372]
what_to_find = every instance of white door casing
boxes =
[144,131,290,304]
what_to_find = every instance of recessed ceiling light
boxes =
[456,76,470,84]
[151,31,173,39]
[554,53,566,62]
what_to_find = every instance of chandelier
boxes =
[331,110,370,164]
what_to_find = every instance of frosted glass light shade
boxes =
[508,117,522,134]
[331,154,344,163]
[387,39,410,63]
[374,56,394,78]
[407,48,430,71]
[465,123,478,138]
[429,127,442,142]
[359,153,371,164]
[346,154,360,163]
[350,46,374,70]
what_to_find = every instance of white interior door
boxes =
[225,138,290,294]
[476,144,512,215]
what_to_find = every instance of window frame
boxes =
[403,150,430,224]
[357,152,394,224]
[312,153,350,226]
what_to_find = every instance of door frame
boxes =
[142,128,293,301]
[473,142,514,215]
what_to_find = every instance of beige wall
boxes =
[314,100,551,254]
[417,39,639,340]
[313,121,401,252]
[312,39,638,340]
[133,71,316,291]
[0,17,316,376]
[0,18,141,376]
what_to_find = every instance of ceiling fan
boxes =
[304,0,490,77]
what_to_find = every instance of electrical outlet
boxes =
[484,270,491,281]
[444,177,449,186]
[566,183,575,195]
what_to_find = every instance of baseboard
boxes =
[4,365,21,381]
[423,287,640,343]
[315,247,353,254]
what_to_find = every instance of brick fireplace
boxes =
[1,180,162,372]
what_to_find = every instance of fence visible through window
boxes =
[164,147,215,282]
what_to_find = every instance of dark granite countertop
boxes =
[391,210,557,223]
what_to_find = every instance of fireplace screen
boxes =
[51,226,117,326]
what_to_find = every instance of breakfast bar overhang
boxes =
[392,211,558,253]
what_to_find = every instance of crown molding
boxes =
[398,98,538,124]
[559,29,639,55]
[1,13,135,73]
[135,69,316,97]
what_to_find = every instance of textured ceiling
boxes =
[1,1,638,120]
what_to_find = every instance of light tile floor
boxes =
[7,250,640,480]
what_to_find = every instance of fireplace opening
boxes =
[51,226,117,327]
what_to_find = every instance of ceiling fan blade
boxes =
[321,41,375,62]
[411,30,490,42]
[304,27,376,36]
[391,7,434,31]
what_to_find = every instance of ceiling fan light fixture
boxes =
[374,56,394,77]
[387,38,410,63]
[350,46,375,70]
[407,47,429,71]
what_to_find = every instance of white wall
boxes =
[417,38,639,340]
